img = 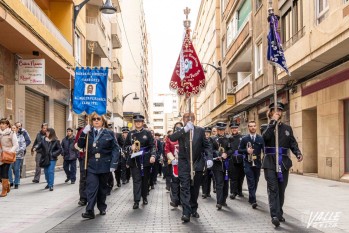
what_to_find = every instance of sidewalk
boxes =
[255,172,349,233]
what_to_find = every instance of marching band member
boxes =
[211,122,231,210]
[201,127,215,199]
[169,113,213,223]
[238,120,264,209]
[125,115,156,209]
[228,122,245,199]
[262,102,303,227]
[118,127,130,184]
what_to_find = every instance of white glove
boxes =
[171,159,178,165]
[110,168,116,173]
[184,121,194,132]
[83,125,91,134]
[206,160,213,169]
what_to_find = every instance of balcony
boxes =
[112,97,123,118]
[86,16,107,58]
[111,22,122,49]
[112,59,123,82]
[19,0,72,54]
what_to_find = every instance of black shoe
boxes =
[82,211,95,219]
[191,212,200,218]
[65,178,70,183]
[279,216,285,222]
[100,210,106,215]
[117,183,121,187]
[170,201,178,208]
[216,204,222,210]
[122,181,126,185]
[222,202,228,207]
[143,198,148,205]
[151,185,155,190]
[181,215,190,222]
[126,180,129,183]
[238,193,244,197]
[213,189,216,193]
[44,185,49,189]
[230,194,236,199]
[202,194,207,199]
[207,194,211,198]
[133,202,139,209]
[252,203,258,209]
[10,183,13,187]
[78,200,87,206]
[32,180,39,183]
[49,187,54,191]
[166,187,170,191]
[71,181,75,184]
[14,185,18,189]
[272,217,280,227]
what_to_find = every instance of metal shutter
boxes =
[25,89,45,171]
[54,101,66,141]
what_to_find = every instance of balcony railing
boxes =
[284,26,306,50]
[86,16,106,38]
[20,0,72,54]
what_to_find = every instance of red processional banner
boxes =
[169,29,206,98]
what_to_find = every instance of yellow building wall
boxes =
[49,2,73,45]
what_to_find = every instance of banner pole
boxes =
[188,97,194,186]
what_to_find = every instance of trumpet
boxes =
[218,146,225,154]
[133,140,141,153]
[247,142,256,167]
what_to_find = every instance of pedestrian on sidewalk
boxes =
[0,118,19,197]
[262,102,303,227]
[31,123,48,183]
[33,128,62,191]
[15,122,31,178]
[165,122,183,207]
[8,124,26,189]
[78,114,120,219]
[169,113,213,223]
[61,128,78,184]
[125,114,156,209]
[238,120,264,209]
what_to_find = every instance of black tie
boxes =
[94,130,98,137]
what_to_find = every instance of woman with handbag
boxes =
[0,118,19,197]
[34,128,62,191]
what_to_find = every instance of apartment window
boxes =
[154,126,163,129]
[74,32,81,65]
[238,0,252,30]
[153,111,163,114]
[153,103,164,107]
[255,41,263,78]
[281,0,304,47]
[316,0,329,24]
[256,0,262,11]
[154,119,163,122]
[226,14,237,47]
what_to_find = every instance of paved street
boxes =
[1,168,348,233]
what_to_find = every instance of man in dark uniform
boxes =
[228,122,245,199]
[118,126,130,184]
[238,120,264,209]
[149,132,162,189]
[211,122,232,210]
[169,112,213,223]
[262,102,303,227]
[201,127,214,199]
[125,115,156,209]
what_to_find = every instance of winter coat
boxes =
[35,137,62,161]
[61,135,78,160]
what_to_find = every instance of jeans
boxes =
[44,160,57,188]
[8,159,22,185]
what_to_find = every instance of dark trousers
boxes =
[131,166,151,202]
[158,162,163,176]
[213,170,229,205]
[179,171,203,216]
[149,162,159,186]
[202,169,213,196]
[0,163,10,179]
[63,159,77,182]
[165,164,171,190]
[244,165,261,204]
[121,157,130,182]
[78,158,87,202]
[264,168,289,218]
[230,163,245,195]
[114,163,121,185]
[85,172,110,212]
[169,165,180,204]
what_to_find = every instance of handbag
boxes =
[0,146,16,164]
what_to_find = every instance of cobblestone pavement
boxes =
[47,176,322,233]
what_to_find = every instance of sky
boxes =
[143,0,200,97]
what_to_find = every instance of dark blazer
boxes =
[35,138,62,161]
[78,128,120,174]
[238,134,264,169]
[169,126,212,172]
[211,135,233,171]
[262,120,302,171]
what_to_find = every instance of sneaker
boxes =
[49,187,54,191]
[14,184,19,189]
[44,185,49,189]
[32,180,39,183]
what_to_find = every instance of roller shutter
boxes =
[54,101,66,141]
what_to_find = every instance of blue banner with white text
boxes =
[73,67,108,115]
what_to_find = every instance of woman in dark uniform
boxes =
[78,113,120,219]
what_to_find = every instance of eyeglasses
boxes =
[92,117,102,121]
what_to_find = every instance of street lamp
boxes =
[122,92,139,104]
[202,62,222,80]
[73,0,117,29]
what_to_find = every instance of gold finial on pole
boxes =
[183,7,191,29]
